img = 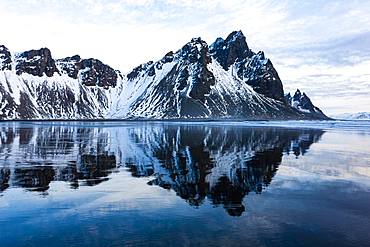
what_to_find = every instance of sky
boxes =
[0,0,369,116]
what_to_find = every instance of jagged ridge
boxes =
[0,31,329,120]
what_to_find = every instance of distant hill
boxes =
[333,112,370,120]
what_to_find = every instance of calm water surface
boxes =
[0,121,369,246]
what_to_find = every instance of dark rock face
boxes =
[2,46,117,89]
[79,59,117,88]
[210,31,284,101]
[178,38,211,63]
[0,45,12,70]
[15,48,59,77]
[36,82,78,118]
[286,89,314,111]
[178,38,215,104]
[210,31,253,70]
[56,55,81,79]
[127,37,218,118]
[0,83,18,119]
[17,92,39,119]
[127,61,153,80]
[57,56,117,88]
[284,92,291,105]
[237,51,284,101]
[162,51,174,63]
[155,52,174,71]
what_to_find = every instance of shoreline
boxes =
[0,117,335,122]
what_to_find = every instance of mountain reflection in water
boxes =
[0,123,323,216]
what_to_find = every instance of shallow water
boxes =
[0,121,369,246]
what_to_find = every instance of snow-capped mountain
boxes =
[332,112,370,120]
[284,89,327,119]
[0,31,329,120]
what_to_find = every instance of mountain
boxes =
[284,89,327,119]
[0,31,329,120]
[332,112,370,120]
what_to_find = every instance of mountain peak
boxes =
[190,37,205,43]
[181,37,208,51]
[294,89,301,95]
[15,47,59,77]
[210,30,252,70]
[61,55,81,62]
[0,45,12,70]
[0,45,9,51]
[57,55,117,87]
[177,37,210,64]
[225,30,245,42]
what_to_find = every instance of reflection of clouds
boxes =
[353,167,370,178]
[274,166,370,194]
[278,165,370,186]
[45,173,179,220]
[0,173,179,224]
[278,131,370,188]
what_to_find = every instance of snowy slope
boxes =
[0,31,329,120]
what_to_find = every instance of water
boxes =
[0,121,369,247]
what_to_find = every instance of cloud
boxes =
[0,0,369,115]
